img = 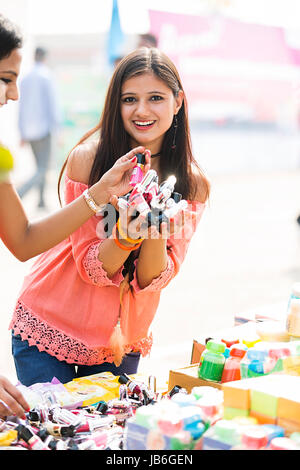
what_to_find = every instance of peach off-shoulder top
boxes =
[9,176,205,365]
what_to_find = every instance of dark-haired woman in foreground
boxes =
[10,47,210,386]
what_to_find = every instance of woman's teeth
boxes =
[134,120,155,127]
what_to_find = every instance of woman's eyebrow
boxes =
[0,70,18,77]
[121,90,167,96]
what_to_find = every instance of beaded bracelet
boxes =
[112,224,143,251]
[117,218,144,245]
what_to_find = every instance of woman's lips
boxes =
[133,120,155,131]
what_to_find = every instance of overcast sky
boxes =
[25,0,300,35]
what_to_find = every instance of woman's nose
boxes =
[135,100,149,116]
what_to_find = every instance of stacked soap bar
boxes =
[202,419,299,450]
[124,386,223,450]
[240,340,300,380]
[222,374,300,433]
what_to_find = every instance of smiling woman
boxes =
[7,47,210,388]
[120,73,183,156]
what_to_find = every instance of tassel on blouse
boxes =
[109,318,125,367]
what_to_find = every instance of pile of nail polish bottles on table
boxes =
[1,369,300,450]
[0,372,158,450]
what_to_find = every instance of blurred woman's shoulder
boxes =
[66,140,98,184]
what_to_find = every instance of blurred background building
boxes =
[0,0,299,178]
[1,0,300,379]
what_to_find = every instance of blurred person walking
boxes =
[137,33,158,48]
[17,47,61,209]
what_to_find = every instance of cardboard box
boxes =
[190,341,206,365]
[168,365,222,393]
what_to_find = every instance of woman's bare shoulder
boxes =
[66,140,98,184]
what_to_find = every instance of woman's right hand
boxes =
[91,147,151,205]
[0,375,30,419]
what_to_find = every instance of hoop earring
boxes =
[171,115,178,150]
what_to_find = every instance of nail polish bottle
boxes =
[129,153,145,186]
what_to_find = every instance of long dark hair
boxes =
[0,15,22,61]
[58,47,210,202]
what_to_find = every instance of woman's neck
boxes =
[149,156,160,176]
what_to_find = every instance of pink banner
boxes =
[149,10,300,125]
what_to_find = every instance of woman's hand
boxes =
[109,195,149,245]
[97,147,151,201]
[140,205,199,241]
[0,375,30,419]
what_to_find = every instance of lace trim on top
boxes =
[82,241,124,287]
[130,255,175,293]
[10,300,153,366]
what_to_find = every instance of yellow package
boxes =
[64,372,120,405]
[0,430,18,447]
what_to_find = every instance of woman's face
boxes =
[120,72,183,154]
[0,48,22,107]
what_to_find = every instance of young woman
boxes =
[0,14,148,418]
[10,47,210,386]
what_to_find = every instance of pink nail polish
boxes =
[129,153,145,186]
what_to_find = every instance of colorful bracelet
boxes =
[117,218,144,245]
[112,224,143,251]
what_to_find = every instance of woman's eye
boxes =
[123,96,136,103]
[0,78,11,84]
[151,95,163,101]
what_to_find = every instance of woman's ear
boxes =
[174,89,184,115]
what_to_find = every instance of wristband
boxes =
[112,224,143,251]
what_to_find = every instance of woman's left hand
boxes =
[142,205,199,241]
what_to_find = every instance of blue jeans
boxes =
[12,333,140,387]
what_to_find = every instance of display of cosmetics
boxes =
[0,375,157,451]
[124,384,300,451]
[1,376,300,451]
[197,335,300,384]
[120,167,188,232]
